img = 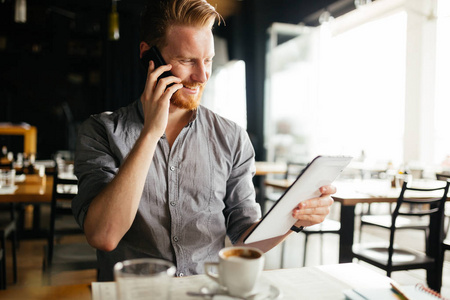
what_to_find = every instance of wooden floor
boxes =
[3,204,97,290]
[4,236,96,290]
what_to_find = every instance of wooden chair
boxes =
[0,203,17,289]
[42,170,97,284]
[352,180,450,279]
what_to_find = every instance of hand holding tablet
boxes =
[244,155,352,244]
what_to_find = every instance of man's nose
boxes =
[191,63,209,83]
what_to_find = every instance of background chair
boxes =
[0,249,3,289]
[352,180,450,281]
[0,203,17,289]
[264,161,341,267]
[294,217,341,267]
[42,167,97,284]
[358,191,430,252]
[436,173,450,237]
[0,163,18,289]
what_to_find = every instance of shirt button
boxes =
[170,166,175,171]
[170,201,176,206]
[173,236,179,242]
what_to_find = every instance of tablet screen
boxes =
[244,155,352,244]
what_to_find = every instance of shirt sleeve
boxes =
[72,115,119,229]
[223,127,262,244]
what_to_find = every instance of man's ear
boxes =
[139,42,151,58]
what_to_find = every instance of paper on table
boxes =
[343,286,442,300]
[343,288,405,300]
[262,267,353,299]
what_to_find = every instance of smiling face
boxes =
[161,25,214,110]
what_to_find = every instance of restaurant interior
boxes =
[1,0,450,298]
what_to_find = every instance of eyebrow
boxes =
[173,52,215,60]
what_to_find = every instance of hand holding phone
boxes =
[141,46,174,86]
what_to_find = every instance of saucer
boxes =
[200,276,282,299]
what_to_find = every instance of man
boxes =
[72,0,336,281]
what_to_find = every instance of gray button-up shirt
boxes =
[72,100,261,281]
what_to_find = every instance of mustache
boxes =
[181,82,205,89]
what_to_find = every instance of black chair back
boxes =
[46,174,81,266]
[387,180,450,270]
[43,164,97,284]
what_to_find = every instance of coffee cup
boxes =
[204,246,264,297]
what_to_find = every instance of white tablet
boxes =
[244,155,353,244]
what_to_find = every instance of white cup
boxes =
[204,246,265,297]
[0,169,15,189]
[114,258,176,300]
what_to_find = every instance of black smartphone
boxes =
[140,46,174,84]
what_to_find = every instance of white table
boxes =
[92,263,394,300]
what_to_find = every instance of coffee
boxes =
[222,248,261,259]
[205,246,265,297]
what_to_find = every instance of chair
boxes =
[352,180,450,279]
[297,218,341,267]
[358,180,430,248]
[0,249,3,288]
[436,173,450,236]
[0,203,18,289]
[42,169,98,284]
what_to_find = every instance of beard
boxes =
[170,82,205,111]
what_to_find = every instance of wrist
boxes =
[290,225,304,233]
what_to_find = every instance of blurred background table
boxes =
[255,161,287,176]
[0,174,52,204]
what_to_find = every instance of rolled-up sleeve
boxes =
[72,116,119,229]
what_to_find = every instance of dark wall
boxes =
[0,0,143,158]
[0,0,341,159]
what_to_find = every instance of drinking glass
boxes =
[114,258,176,300]
[0,169,16,189]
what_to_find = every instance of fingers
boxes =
[291,195,334,226]
[320,185,337,195]
[143,63,181,101]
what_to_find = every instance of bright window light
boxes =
[267,11,407,166]
[202,60,247,129]
[434,11,450,166]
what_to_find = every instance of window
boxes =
[434,2,450,166]
[265,0,450,172]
